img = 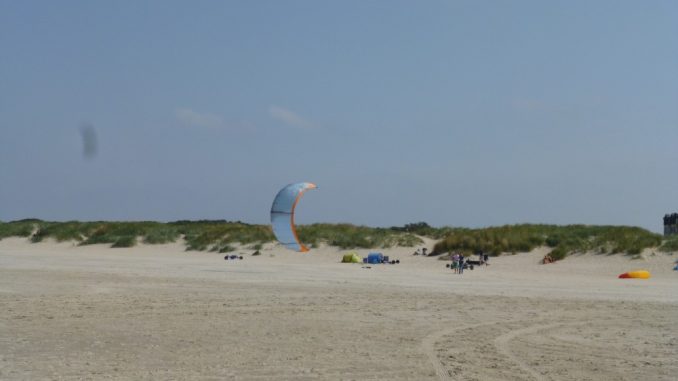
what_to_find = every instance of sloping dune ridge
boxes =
[1,237,677,380]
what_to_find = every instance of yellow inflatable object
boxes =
[618,270,651,279]
[342,252,362,263]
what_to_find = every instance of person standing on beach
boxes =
[452,253,460,273]
[458,254,465,274]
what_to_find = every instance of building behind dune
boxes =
[663,213,678,236]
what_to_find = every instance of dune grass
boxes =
[30,221,171,247]
[0,219,425,251]
[31,221,93,243]
[0,219,40,239]
[0,220,671,259]
[389,221,453,239]
[297,223,423,249]
[171,220,273,252]
[659,235,678,252]
[432,224,663,260]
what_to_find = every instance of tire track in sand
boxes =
[421,320,503,380]
[493,322,588,381]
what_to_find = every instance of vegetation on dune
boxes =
[432,224,663,261]
[0,219,40,239]
[297,223,423,249]
[0,220,425,251]
[143,225,181,244]
[659,235,678,252]
[1,220,672,260]
[173,221,273,252]
[30,221,171,248]
[80,222,157,247]
[389,221,453,239]
[5,220,271,250]
[31,221,94,243]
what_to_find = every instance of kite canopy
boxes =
[270,182,317,252]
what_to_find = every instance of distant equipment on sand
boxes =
[367,252,384,264]
[224,255,243,260]
[618,270,650,279]
[342,252,362,263]
[446,263,474,270]
[342,252,400,264]
[270,182,317,252]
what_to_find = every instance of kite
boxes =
[270,182,317,252]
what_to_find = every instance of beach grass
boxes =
[0,219,40,239]
[31,221,104,243]
[298,223,423,249]
[0,220,424,251]
[167,220,274,251]
[389,221,454,239]
[0,220,669,258]
[432,224,663,260]
[659,235,678,252]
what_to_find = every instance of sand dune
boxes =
[1,237,677,380]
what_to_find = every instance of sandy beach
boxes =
[1,237,677,380]
[4,1,677,379]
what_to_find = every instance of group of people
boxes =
[449,252,489,274]
[450,253,466,274]
[413,248,428,256]
[412,248,492,275]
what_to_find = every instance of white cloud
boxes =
[176,108,225,129]
[268,105,315,129]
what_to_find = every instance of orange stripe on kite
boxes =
[289,183,316,252]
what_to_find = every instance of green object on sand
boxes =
[342,252,362,263]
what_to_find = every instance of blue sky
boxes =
[1,1,677,232]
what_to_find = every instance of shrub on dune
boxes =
[432,224,662,261]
